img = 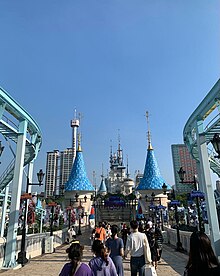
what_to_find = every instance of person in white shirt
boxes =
[68,226,76,242]
[125,220,152,276]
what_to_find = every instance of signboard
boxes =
[191,190,205,199]
[48,202,57,207]
[170,200,180,206]
[20,193,32,200]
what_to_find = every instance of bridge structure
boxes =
[183,79,220,256]
[0,87,42,267]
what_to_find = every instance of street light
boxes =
[162,183,168,195]
[171,200,184,252]
[17,169,45,266]
[145,193,157,223]
[177,167,203,232]
[77,201,84,235]
[67,198,74,229]
[48,202,57,237]
[163,185,184,252]
[211,133,220,158]
[66,206,72,229]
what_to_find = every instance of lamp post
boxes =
[77,201,84,235]
[17,169,45,266]
[48,202,57,237]
[177,167,203,232]
[171,200,184,252]
[67,206,72,229]
[158,205,165,231]
[163,185,184,251]
[67,199,74,229]
[93,194,97,227]
[146,192,165,228]
[93,170,97,226]
[84,211,88,225]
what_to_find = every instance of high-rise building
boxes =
[171,144,197,194]
[45,112,80,198]
[59,148,74,194]
[45,150,60,198]
[45,148,74,198]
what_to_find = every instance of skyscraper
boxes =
[171,144,197,194]
[59,148,74,194]
[45,148,74,198]
[45,150,60,198]
[45,112,80,198]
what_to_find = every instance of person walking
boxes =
[154,225,163,262]
[125,220,152,276]
[105,224,124,276]
[121,223,128,249]
[95,222,106,243]
[184,231,220,276]
[145,224,159,269]
[89,239,117,276]
[59,241,92,276]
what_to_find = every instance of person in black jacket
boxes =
[154,225,163,261]
[184,231,220,276]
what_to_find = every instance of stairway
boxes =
[96,205,136,225]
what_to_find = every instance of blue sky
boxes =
[0,1,219,189]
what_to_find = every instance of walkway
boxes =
[0,228,188,275]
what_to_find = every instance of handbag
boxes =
[144,265,157,276]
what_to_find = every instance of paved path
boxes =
[0,228,188,275]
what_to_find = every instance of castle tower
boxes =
[70,109,80,163]
[123,156,134,194]
[65,133,94,199]
[107,136,126,193]
[136,112,171,193]
[98,164,107,196]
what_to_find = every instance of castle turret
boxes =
[98,165,107,196]
[136,112,171,192]
[65,134,94,193]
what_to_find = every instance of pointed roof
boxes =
[136,146,170,190]
[136,111,171,191]
[65,137,94,192]
[98,165,107,193]
[98,178,107,193]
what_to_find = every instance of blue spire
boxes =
[136,147,171,190]
[136,112,171,191]
[65,149,94,192]
[98,178,107,193]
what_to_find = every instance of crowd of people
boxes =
[60,219,162,276]
[60,219,220,276]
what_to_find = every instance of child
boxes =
[89,239,117,276]
[59,241,92,276]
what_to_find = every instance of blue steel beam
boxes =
[0,87,42,191]
[183,79,220,176]
[0,87,42,268]
[183,79,220,257]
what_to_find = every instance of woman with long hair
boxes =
[59,241,92,276]
[89,239,117,276]
[105,224,124,276]
[184,231,220,276]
